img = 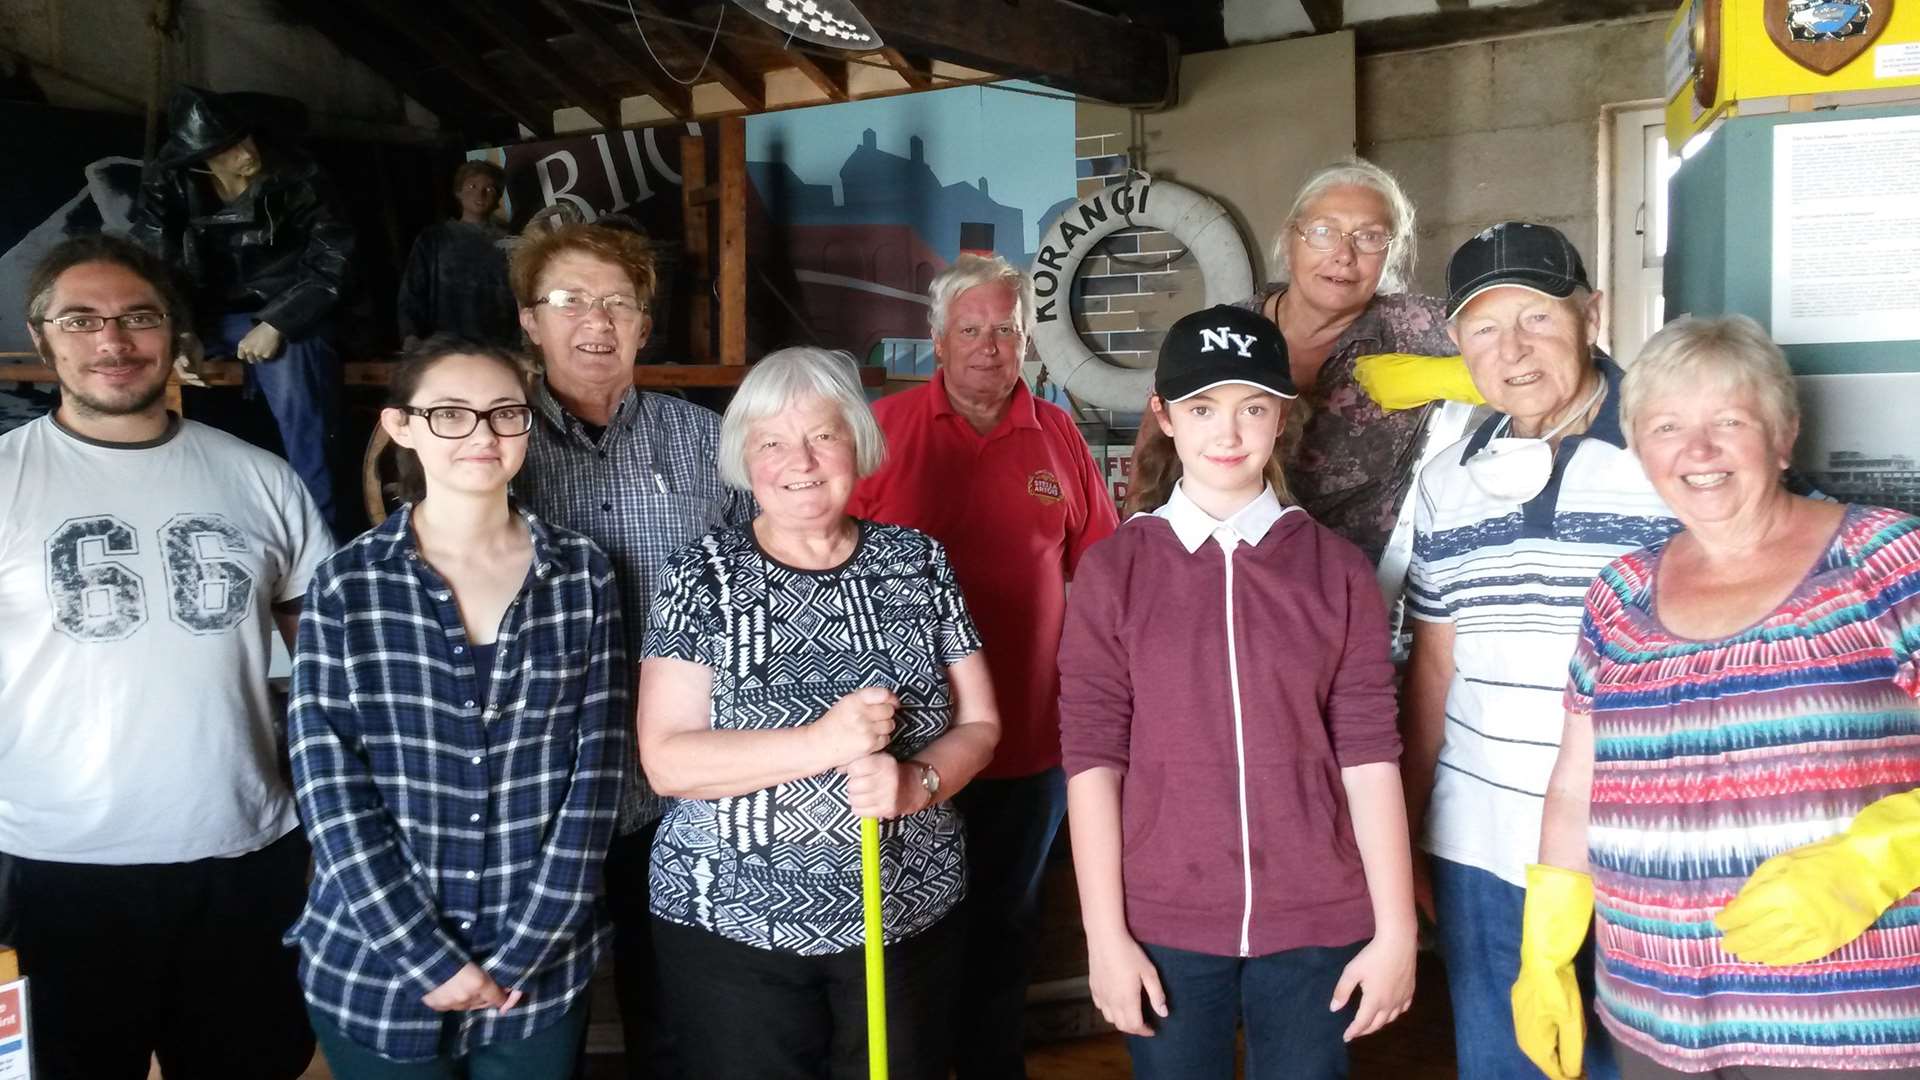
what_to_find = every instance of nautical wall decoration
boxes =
[1766,0,1891,72]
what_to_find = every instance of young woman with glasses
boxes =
[286,334,629,1078]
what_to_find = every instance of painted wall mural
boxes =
[483,81,1074,367]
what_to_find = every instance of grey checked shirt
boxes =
[515,381,754,831]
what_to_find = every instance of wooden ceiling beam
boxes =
[627,1,764,112]
[736,14,849,101]
[287,1,513,142]
[462,0,620,129]
[344,0,556,138]
[1298,0,1344,35]
[876,47,931,90]
[1353,0,1672,53]
[534,0,694,120]
[855,0,1173,105]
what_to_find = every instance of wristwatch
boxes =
[910,760,941,806]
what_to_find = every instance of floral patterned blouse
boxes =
[1238,285,1456,565]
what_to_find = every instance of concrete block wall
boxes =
[1357,17,1668,296]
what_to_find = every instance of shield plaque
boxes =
[1765,0,1891,74]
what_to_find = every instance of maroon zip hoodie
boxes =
[1058,500,1399,958]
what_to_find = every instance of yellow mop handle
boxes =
[862,815,888,1079]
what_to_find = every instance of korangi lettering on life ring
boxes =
[1027,178,1254,411]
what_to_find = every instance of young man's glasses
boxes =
[1292,224,1394,255]
[39,310,170,333]
[401,405,535,439]
[533,290,643,320]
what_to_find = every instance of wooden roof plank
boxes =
[855,0,1172,105]
[345,0,557,138]
[877,47,931,90]
[533,0,694,120]
[628,1,765,112]
[462,0,620,129]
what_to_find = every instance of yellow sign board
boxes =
[1667,0,1920,145]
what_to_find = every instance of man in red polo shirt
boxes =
[850,253,1118,1078]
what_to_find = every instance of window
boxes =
[1605,104,1680,364]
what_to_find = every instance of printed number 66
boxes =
[45,513,255,641]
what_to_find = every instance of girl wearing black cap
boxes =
[1058,304,1418,1078]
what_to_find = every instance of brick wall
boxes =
[1063,125,1208,402]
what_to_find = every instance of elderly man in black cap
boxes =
[129,84,355,531]
[1397,222,1675,1080]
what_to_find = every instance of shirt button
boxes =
[470,813,481,823]
[460,920,472,930]
[466,871,477,881]
[601,502,612,512]
[470,754,483,765]
[453,645,464,655]
[464,700,476,709]
[436,591,451,601]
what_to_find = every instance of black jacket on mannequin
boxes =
[128,85,354,340]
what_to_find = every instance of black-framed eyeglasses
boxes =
[39,310,170,334]
[1293,223,1394,255]
[401,405,535,439]
[532,289,643,320]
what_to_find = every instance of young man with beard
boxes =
[0,234,333,1079]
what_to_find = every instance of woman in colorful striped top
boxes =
[1514,314,1920,1079]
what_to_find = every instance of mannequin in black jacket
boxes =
[129,85,353,531]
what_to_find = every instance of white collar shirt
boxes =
[1152,481,1294,553]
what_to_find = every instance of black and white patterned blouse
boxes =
[642,520,982,955]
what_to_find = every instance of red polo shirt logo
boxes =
[1027,469,1064,504]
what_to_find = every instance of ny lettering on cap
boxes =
[1155,304,1298,403]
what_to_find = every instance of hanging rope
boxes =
[624,0,726,86]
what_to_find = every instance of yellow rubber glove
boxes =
[1716,789,1920,966]
[1512,864,1593,1080]
[1353,353,1486,411]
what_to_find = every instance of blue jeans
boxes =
[948,767,1068,1079]
[1431,857,1617,1080]
[310,999,587,1080]
[209,312,341,530]
[1128,939,1365,1080]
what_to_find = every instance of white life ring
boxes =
[1028,178,1254,411]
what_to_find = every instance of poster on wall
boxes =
[1795,372,1920,515]
[1770,114,1920,345]
[0,976,31,1079]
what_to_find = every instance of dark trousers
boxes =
[1127,938,1365,1080]
[949,767,1067,1080]
[6,829,314,1080]
[312,998,587,1080]
[1617,1040,1920,1079]
[211,312,342,531]
[652,912,962,1080]
[603,822,668,1079]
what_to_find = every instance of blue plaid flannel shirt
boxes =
[514,381,753,833]
[286,505,628,1061]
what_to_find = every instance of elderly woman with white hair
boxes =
[1236,158,1461,565]
[1515,314,1920,1079]
[636,347,1001,1080]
